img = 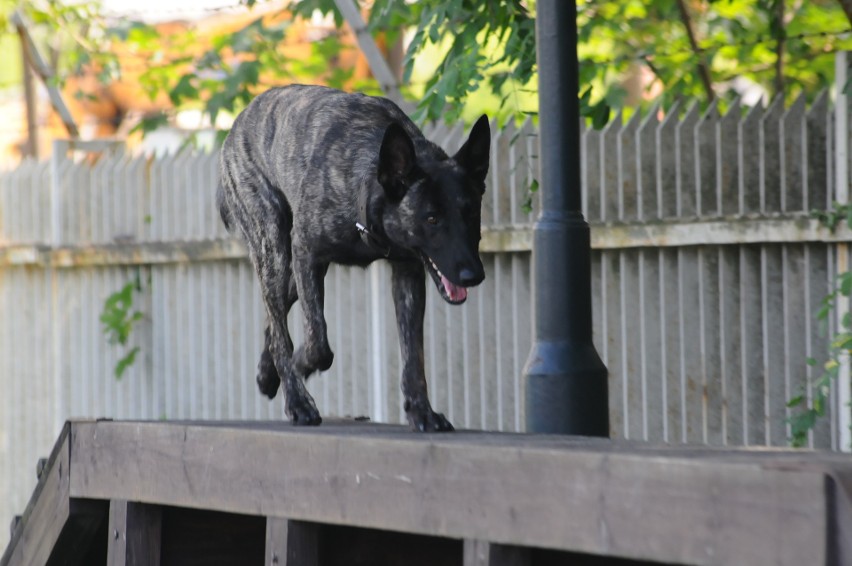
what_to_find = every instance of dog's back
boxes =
[218,85,445,235]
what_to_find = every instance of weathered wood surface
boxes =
[1,424,107,566]
[4,216,852,268]
[266,519,318,566]
[53,419,852,566]
[107,500,162,566]
[4,419,851,565]
[464,540,531,566]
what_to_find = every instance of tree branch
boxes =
[675,0,715,103]
[837,0,852,27]
[772,0,785,98]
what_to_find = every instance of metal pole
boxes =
[523,0,609,435]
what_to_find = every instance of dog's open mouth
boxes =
[421,253,468,304]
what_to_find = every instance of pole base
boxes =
[524,339,609,436]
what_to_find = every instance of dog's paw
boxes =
[256,351,281,399]
[286,395,323,426]
[405,402,454,433]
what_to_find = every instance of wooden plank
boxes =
[763,245,787,445]
[739,103,764,214]
[780,94,807,212]
[583,125,602,222]
[740,245,766,446]
[617,110,640,221]
[806,91,830,212]
[700,247,723,445]
[2,423,107,566]
[464,540,530,566]
[716,98,740,216]
[636,105,659,221]
[695,99,720,216]
[828,471,852,564]
[656,101,681,218]
[760,96,784,213]
[679,248,702,444]
[265,518,318,566]
[676,103,700,216]
[4,216,852,268]
[660,248,681,443]
[719,246,743,446]
[107,500,162,566]
[600,112,623,221]
[67,420,850,566]
[2,425,71,566]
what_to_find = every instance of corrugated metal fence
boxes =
[2,55,852,546]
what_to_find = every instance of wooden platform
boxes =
[2,419,851,565]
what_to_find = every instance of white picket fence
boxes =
[2,55,852,548]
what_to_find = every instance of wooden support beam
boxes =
[5,215,852,269]
[828,474,852,564]
[464,540,531,566]
[265,518,319,566]
[0,424,107,566]
[333,0,412,112]
[18,26,38,158]
[107,501,162,566]
[67,420,852,566]
[10,10,80,138]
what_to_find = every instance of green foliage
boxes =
[100,276,144,380]
[10,0,851,133]
[788,205,852,447]
[126,9,361,140]
[13,1,126,90]
[811,201,852,233]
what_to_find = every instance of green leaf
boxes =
[786,394,804,408]
[115,347,140,380]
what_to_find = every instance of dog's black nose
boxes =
[458,268,483,286]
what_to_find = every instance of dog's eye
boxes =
[426,214,439,225]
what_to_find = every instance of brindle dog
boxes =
[217,85,490,431]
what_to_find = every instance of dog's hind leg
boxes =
[219,160,321,424]
[257,273,297,399]
[391,260,454,432]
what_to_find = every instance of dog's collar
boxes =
[357,183,393,257]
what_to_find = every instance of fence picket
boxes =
[717,99,740,216]
[760,96,785,213]
[584,120,602,222]
[780,94,807,212]
[739,103,764,215]
[807,91,830,211]
[695,99,720,217]
[601,112,623,221]
[618,110,641,221]
[637,104,660,221]
[656,101,681,219]
[676,102,700,217]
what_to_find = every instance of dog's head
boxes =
[378,115,490,305]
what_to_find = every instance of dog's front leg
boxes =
[392,261,454,432]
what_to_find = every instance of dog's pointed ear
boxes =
[378,122,416,200]
[454,114,490,189]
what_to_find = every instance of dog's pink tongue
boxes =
[441,274,468,302]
